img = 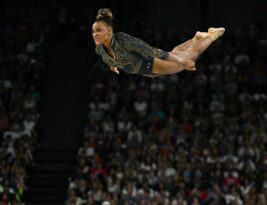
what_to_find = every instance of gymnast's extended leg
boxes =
[171,27,225,62]
[172,31,209,51]
[152,27,225,75]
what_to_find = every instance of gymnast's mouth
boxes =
[93,36,100,40]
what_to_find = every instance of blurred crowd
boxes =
[66,22,267,205]
[1,1,267,205]
[0,14,44,204]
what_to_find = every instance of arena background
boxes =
[0,0,266,204]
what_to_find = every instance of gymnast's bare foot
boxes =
[193,31,209,41]
[184,60,196,71]
[208,27,225,41]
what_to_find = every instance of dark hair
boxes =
[96,8,114,30]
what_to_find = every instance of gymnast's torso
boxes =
[95,32,168,74]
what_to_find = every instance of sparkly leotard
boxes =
[95,32,169,75]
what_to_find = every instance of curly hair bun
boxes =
[97,8,113,20]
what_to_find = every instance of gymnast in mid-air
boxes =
[92,8,225,77]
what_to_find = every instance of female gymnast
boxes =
[92,8,225,77]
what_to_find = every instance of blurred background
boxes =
[0,0,267,204]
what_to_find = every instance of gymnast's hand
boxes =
[110,66,120,74]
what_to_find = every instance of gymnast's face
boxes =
[92,21,112,46]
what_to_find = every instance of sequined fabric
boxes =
[95,32,169,74]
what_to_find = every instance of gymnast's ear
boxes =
[107,26,113,34]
